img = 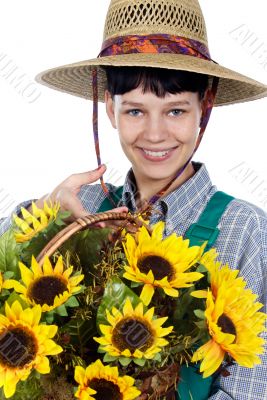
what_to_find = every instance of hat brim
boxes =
[35,53,267,106]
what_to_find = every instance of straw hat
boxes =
[36,0,267,106]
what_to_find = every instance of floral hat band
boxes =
[98,34,215,63]
[92,33,219,206]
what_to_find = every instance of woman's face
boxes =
[105,86,203,187]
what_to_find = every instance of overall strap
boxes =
[177,191,235,400]
[97,186,124,212]
[184,191,234,251]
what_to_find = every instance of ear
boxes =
[105,90,117,129]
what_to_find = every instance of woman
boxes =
[0,0,266,399]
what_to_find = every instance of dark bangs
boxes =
[103,66,209,100]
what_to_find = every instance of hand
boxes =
[33,165,128,221]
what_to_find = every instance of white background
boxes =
[0,0,267,218]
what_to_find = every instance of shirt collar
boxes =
[120,161,214,234]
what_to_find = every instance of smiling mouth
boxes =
[140,147,178,158]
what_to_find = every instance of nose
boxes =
[142,113,168,143]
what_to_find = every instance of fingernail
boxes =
[97,164,106,170]
[93,164,103,171]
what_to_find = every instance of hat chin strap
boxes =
[92,67,219,209]
[92,67,118,207]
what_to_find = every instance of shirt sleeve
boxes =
[0,181,108,237]
[208,200,267,400]
[0,200,34,236]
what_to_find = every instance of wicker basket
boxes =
[36,211,180,400]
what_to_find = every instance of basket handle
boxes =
[36,211,142,266]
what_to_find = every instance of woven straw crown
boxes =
[36,0,267,106]
[103,0,208,45]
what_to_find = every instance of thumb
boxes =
[66,165,107,189]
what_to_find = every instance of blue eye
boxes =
[128,109,141,116]
[170,109,183,116]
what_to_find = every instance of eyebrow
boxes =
[121,100,191,107]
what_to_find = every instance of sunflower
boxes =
[122,221,205,305]
[94,297,173,361]
[74,359,141,400]
[5,255,84,312]
[191,249,247,299]
[0,300,62,398]
[13,200,60,243]
[192,282,267,377]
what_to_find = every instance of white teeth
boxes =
[143,149,170,157]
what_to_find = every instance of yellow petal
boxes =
[140,284,154,306]
[191,290,208,298]
[19,262,34,286]
[5,300,22,321]
[36,356,50,374]
[75,366,86,385]
[54,256,64,274]
[121,349,132,357]
[99,324,112,335]
[163,287,179,297]
[43,257,54,275]
[31,256,43,277]
[2,279,26,293]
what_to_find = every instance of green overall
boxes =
[97,188,234,400]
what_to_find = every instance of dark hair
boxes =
[103,66,209,100]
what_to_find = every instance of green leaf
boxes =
[194,309,205,320]
[130,281,142,288]
[0,289,10,297]
[194,320,207,329]
[152,352,161,362]
[3,270,14,279]
[119,357,132,366]
[55,210,71,222]
[64,296,79,308]
[61,318,97,347]
[54,219,66,226]
[45,311,55,324]
[55,304,68,316]
[173,289,194,321]
[96,276,142,330]
[103,353,117,363]
[133,358,146,366]
[5,291,28,309]
[97,347,106,354]
[196,263,208,273]
[0,291,27,315]
[0,228,19,276]
[19,220,66,265]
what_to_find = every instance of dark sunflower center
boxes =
[112,317,154,352]
[29,276,67,306]
[89,378,122,400]
[0,326,37,368]
[137,255,173,280]
[217,314,236,336]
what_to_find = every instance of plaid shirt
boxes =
[1,161,266,399]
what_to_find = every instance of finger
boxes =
[96,206,128,228]
[111,206,128,213]
[62,165,107,190]
[57,192,89,220]
[96,220,130,230]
